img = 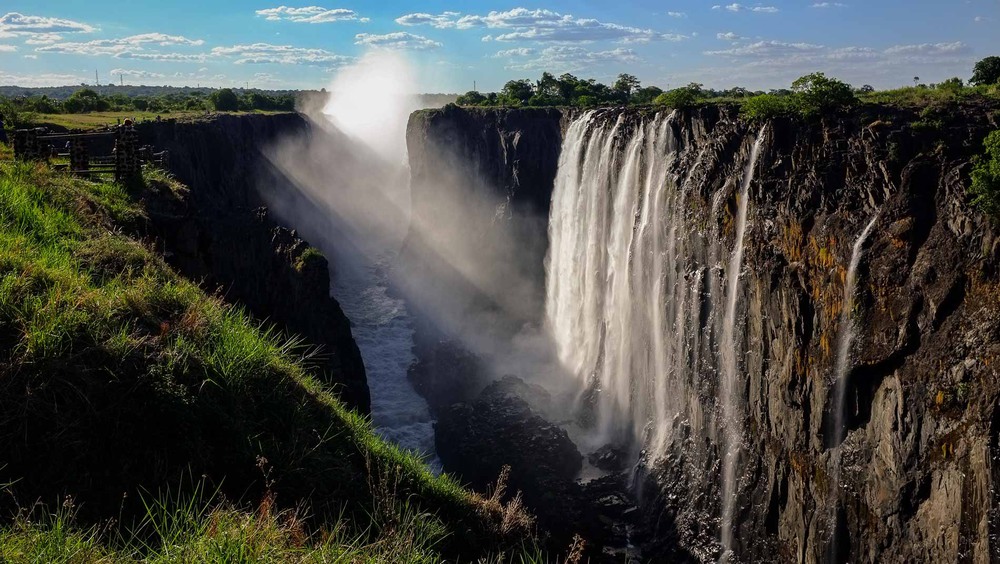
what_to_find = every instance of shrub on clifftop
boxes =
[970,130,1000,218]
[790,72,857,116]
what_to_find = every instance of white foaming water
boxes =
[719,129,766,557]
[831,214,879,446]
[331,255,440,470]
[825,214,878,551]
[546,112,767,559]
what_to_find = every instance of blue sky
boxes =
[1,1,998,92]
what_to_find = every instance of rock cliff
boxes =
[405,103,1000,562]
[135,114,370,412]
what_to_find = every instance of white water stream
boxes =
[331,256,440,470]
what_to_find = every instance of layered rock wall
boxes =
[406,103,1000,562]
[136,114,370,412]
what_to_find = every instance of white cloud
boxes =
[712,4,779,13]
[24,33,62,45]
[0,44,16,52]
[717,32,745,41]
[354,32,442,50]
[36,33,206,58]
[706,40,824,57]
[0,71,86,86]
[395,12,462,28]
[23,54,36,59]
[883,42,971,58]
[493,47,536,58]
[109,68,166,79]
[255,6,368,24]
[117,52,208,62]
[811,2,847,7]
[394,8,687,43]
[0,12,95,34]
[211,43,353,66]
[667,11,687,18]
[497,45,640,72]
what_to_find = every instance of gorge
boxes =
[22,98,994,562]
[402,102,1000,562]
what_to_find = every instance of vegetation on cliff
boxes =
[0,150,535,561]
[971,130,1000,218]
[451,58,1000,118]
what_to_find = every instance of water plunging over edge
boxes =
[719,129,767,557]
[825,214,878,556]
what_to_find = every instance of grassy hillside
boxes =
[0,149,537,562]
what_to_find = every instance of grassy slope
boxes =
[0,151,535,562]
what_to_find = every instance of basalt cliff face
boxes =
[135,114,370,412]
[406,103,1000,562]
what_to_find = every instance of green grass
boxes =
[858,83,1000,107]
[0,154,538,561]
[33,110,290,131]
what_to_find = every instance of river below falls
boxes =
[329,255,441,470]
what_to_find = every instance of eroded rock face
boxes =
[435,376,583,490]
[136,114,370,412]
[407,103,1000,562]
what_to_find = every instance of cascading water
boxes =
[719,130,766,558]
[830,215,879,447]
[546,111,768,557]
[825,214,878,556]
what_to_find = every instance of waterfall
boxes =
[831,214,878,446]
[825,214,878,556]
[719,130,766,557]
[546,112,769,556]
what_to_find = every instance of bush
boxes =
[456,90,486,106]
[790,72,857,117]
[740,94,794,121]
[970,130,1000,218]
[654,86,700,109]
[209,88,240,111]
[971,56,1000,86]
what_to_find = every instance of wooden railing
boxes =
[12,126,168,182]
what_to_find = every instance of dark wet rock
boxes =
[135,114,369,412]
[409,102,1000,562]
[589,445,629,473]
[435,378,583,490]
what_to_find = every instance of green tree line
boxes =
[0,87,296,126]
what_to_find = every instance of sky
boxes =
[0,1,998,92]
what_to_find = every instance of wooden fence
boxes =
[12,126,168,183]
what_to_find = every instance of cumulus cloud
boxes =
[0,71,85,86]
[395,8,686,43]
[0,44,16,52]
[494,45,640,72]
[0,12,95,34]
[109,68,166,79]
[712,4,780,13]
[493,47,537,58]
[24,33,62,45]
[705,40,824,57]
[255,6,369,23]
[717,32,745,41]
[395,12,462,28]
[354,32,442,50]
[117,52,208,62]
[211,43,353,66]
[36,33,206,58]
